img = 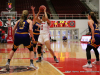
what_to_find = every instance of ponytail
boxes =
[91,16,98,24]
[89,12,98,24]
[19,10,29,27]
[19,14,24,27]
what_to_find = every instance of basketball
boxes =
[39,5,45,12]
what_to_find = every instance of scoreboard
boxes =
[7,1,12,10]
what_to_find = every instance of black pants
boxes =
[86,45,99,61]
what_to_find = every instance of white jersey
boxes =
[40,21,50,34]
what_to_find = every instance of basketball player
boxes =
[6,10,37,70]
[83,12,99,68]
[31,6,45,59]
[35,7,59,63]
[31,6,42,58]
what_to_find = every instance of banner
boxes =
[50,20,75,28]
[6,27,13,43]
[0,19,76,43]
[0,19,75,28]
[0,20,3,26]
[81,35,91,43]
[0,20,16,27]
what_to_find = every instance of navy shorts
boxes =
[87,34,100,48]
[33,34,39,42]
[14,33,31,49]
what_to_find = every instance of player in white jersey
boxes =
[35,7,59,63]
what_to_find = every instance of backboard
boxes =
[1,11,17,21]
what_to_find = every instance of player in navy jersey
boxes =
[5,10,37,70]
[31,6,41,58]
[31,6,45,58]
[83,12,100,68]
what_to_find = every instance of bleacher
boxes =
[0,0,90,19]
[15,0,51,14]
[51,0,88,14]
[0,0,8,13]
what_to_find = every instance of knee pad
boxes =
[37,43,42,47]
[33,44,36,47]
[37,46,42,54]
[28,46,33,51]
[12,46,17,52]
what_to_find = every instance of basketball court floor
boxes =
[0,41,100,75]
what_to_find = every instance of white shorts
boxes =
[38,33,50,44]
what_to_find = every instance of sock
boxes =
[34,52,36,55]
[7,59,11,63]
[30,59,33,64]
[88,61,91,64]
[39,57,41,60]
[54,56,56,59]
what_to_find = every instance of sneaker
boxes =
[41,53,43,60]
[43,50,45,53]
[29,64,37,70]
[34,54,37,58]
[54,58,59,63]
[92,60,99,64]
[36,58,42,63]
[82,63,92,68]
[6,62,10,71]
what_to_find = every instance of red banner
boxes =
[6,27,13,43]
[0,20,3,26]
[50,20,75,28]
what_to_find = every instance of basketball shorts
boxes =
[13,33,31,49]
[38,33,50,44]
[33,34,39,42]
[87,34,100,48]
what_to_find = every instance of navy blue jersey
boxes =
[16,20,29,33]
[13,20,31,49]
[33,22,40,35]
[88,22,100,48]
[88,22,99,33]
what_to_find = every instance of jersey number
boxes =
[19,22,25,29]
[95,24,98,29]
[35,27,40,31]
[41,25,43,30]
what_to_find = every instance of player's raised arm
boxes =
[35,8,42,23]
[31,6,36,25]
[44,7,51,26]
[28,19,35,42]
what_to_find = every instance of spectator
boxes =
[63,36,67,42]
[1,34,7,43]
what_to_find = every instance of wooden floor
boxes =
[0,41,100,75]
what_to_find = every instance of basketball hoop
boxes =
[1,11,17,21]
